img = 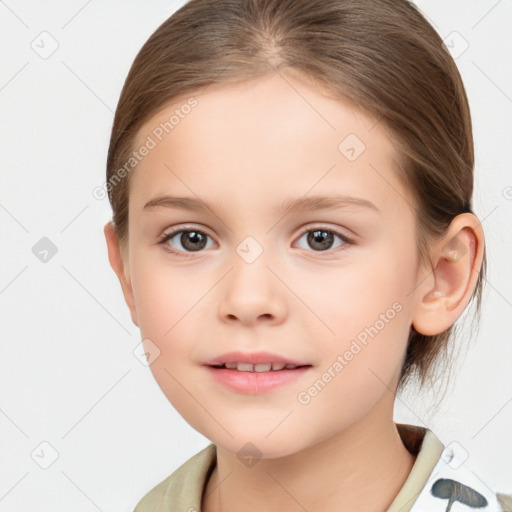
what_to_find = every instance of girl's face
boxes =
[123,72,427,457]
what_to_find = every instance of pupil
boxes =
[182,231,206,251]
[308,230,333,251]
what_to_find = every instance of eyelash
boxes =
[157,225,355,258]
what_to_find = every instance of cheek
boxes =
[130,252,201,339]
[131,256,206,424]
[292,303,412,448]
[293,244,417,344]
[130,252,210,387]
[297,241,417,398]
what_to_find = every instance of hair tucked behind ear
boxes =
[106,0,486,396]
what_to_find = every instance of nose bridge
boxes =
[217,234,286,324]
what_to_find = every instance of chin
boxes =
[212,429,310,461]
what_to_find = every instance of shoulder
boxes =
[392,424,511,512]
[133,443,217,512]
[410,441,511,511]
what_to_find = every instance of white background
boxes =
[1,1,511,510]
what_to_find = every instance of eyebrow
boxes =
[143,194,380,215]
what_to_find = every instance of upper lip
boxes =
[203,351,310,366]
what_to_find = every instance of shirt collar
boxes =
[134,423,445,512]
[387,423,445,512]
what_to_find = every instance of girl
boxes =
[103,0,510,510]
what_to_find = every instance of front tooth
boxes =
[236,362,254,372]
[224,362,238,369]
[254,363,272,372]
[271,362,286,371]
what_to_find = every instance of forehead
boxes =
[129,71,408,216]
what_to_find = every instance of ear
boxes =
[411,213,485,336]
[104,221,139,327]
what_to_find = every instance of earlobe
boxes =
[411,214,484,336]
[103,222,139,327]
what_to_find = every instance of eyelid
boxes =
[158,223,215,241]
[295,223,356,244]
[157,224,217,253]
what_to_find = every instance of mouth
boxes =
[203,351,313,393]
[207,362,312,372]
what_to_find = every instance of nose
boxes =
[217,255,287,327]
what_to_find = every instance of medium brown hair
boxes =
[106,0,486,393]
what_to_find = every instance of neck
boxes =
[202,397,417,512]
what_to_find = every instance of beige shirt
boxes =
[133,423,502,511]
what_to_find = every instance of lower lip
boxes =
[204,365,312,394]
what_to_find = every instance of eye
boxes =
[158,225,354,258]
[158,228,216,256]
[294,227,353,253]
